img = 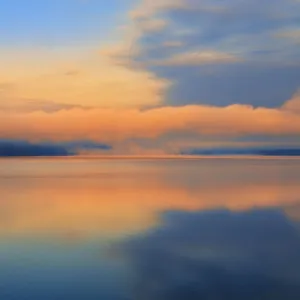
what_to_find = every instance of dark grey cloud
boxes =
[119,208,300,300]
[141,0,300,61]
[159,63,300,107]
[135,0,300,108]
[167,0,300,48]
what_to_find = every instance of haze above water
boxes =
[1,157,300,300]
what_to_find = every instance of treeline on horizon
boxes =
[1,140,300,157]
[0,140,110,157]
[182,148,300,157]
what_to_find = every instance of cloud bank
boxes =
[1,93,300,146]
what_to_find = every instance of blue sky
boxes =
[0,0,133,46]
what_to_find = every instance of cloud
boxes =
[129,0,300,63]
[163,41,183,48]
[0,99,91,113]
[160,63,300,108]
[275,28,300,43]
[1,94,300,146]
[155,50,241,66]
[122,0,300,108]
[136,19,168,33]
[0,51,169,110]
[129,0,186,20]
[282,90,300,113]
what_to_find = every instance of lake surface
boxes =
[1,157,300,300]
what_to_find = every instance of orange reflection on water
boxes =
[0,158,299,239]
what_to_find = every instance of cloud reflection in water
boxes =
[120,208,300,300]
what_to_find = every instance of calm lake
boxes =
[1,157,300,300]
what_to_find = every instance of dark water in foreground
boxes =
[1,157,300,300]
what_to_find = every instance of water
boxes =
[1,157,300,300]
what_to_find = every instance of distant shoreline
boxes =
[1,155,300,160]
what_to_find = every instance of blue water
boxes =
[1,157,300,299]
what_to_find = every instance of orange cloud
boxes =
[0,49,168,110]
[282,90,300,114]
[1,95,300,144]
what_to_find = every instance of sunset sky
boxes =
[1,0,300,155]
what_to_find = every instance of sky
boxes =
[1,0,300,155]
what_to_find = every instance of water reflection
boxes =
[120,209,300,300]
[0,157,300,299]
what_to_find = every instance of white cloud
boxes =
[129,0,185,20]
[282,90,300,113]
[154,50,241,66]
[138,18,168,33]
[275,28,300,43]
